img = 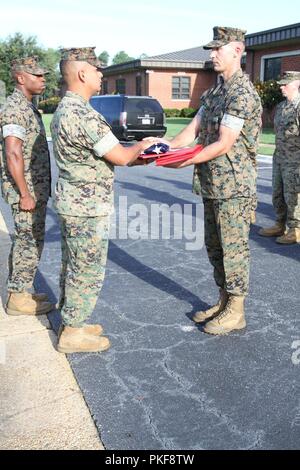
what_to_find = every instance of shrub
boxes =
[38,96,60,113]
[254,80,283,110]
[163,108,181,118]
[180,107,197,118]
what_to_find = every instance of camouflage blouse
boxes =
[193,70,262,199]
[0,88,51,204]
[51,91,119,217]
[274,94,300,163]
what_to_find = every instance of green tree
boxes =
[40,47,60,99]
[0,33,59,99]
[98,50,109,66]
[112,51,135,65]
[0,80,6,106]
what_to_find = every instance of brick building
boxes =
[102,23,300,110]
[101,47,217,109]
[245,23,300,81]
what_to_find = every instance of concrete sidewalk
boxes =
[0,211,103,450]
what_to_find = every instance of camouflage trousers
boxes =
[204,198,251,296]
[58,215,110,328]
[272,155,300,228]
[7,201,47,292]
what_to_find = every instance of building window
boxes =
[136,76,142,96]
[116,78,126,94]
[102,80,108,95]
[172,76,190,99]
[264,57,281,81]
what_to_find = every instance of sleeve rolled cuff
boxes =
[221,114,244,131]
[93,131,119,158]
[2,124,26,140]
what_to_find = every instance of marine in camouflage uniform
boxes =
[193,69,262,297]
[259,71,300,244]
[163,27,262,335]
[51,47,155,353]
[0,57,53,315]
[196,29,262,335]
[51,50,118,331]
[51,90,117,329]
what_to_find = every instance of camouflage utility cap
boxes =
[11,56,49,75]
[60,47,102,69]
[203,26,246,49]
[277,71,300,85]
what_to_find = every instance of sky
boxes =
[1,0,299,61]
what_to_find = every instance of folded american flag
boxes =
[139,144,203,165]
[155,144,203,166]
[142,143,170,155]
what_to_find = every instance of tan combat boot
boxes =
[6,292,54,316]
[276,228,300,244]
[57,326,110,354]
[32,292,49,302]
[57,323,103,337]
[258,222,285,237]
[204,295,246,335]
[193,289,229,323]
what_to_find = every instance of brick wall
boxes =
[282,54,300,71]
[148,69,216,109]
[102,71,148,96]
[246,44,300,81]
[102,68,217,110]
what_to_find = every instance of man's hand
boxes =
[104,138,159,166]
[162,160,192,169]
[143,113,201,150]
[143,137,171,147]
[19,194,36,211]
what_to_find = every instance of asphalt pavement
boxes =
[0,150,299,450]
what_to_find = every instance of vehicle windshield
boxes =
[126,99,162,114]
[90,97,122,124]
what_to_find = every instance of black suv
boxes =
[90,95,167,141]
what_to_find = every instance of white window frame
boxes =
[260,50,300,81]
[171,75,191,100]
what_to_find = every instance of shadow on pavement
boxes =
[34,270,61,333]
[108,241,207,312]
[44,205,61,243]
[116,180,199,209]
[145,174,193,192]
[251,225,300,262]
[252,202,300,263]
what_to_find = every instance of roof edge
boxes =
[245,22,300,39]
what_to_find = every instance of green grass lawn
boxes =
[42,114,52,137]
[165,118,192,139]
[259,128,276,145]
[258,144,275,155]
[43,115,275,156]
[166,118,275,156]
[258,128,275,155]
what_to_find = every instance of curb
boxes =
[0,210,104,450]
